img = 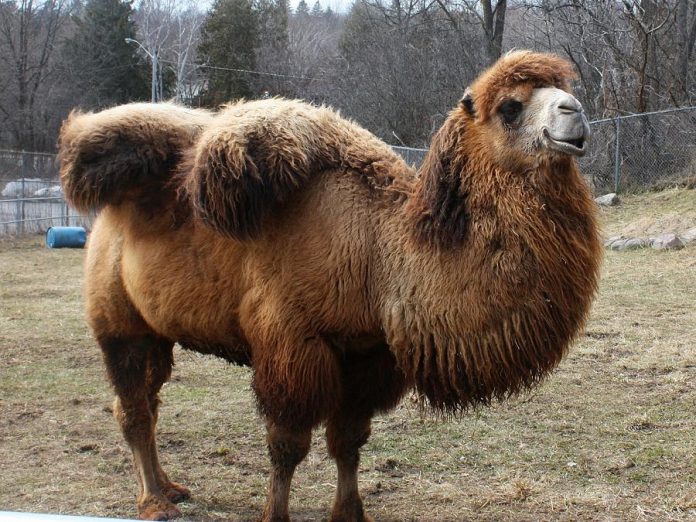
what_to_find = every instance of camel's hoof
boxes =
[259,511,290,522]
[163,481,191,503]
[329,508,374,522]
[330,508,373,522]
[138,494,182,521]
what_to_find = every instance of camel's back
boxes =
[183,98,417,240]
[70,98,418,359]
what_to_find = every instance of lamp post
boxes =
[125,37,160,102]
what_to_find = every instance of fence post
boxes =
[20,153,27,236]
[613,118,621,193]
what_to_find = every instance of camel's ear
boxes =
[459,89,475,117]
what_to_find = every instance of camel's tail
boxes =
[58,103,213,213]
[183,98,411,240]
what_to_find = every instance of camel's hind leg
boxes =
[145,343,191,504]
[101,335,184,521]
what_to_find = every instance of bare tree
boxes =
[337,0,487,146]
[434,0,507,63]
[0,0,70,150]
[135,0,205,102]
[513,1,696,116]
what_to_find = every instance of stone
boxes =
[621,238,648,251]
[604,236,623,247]
[679,227,696,245]
[610,239,629,251]
[595,193,620,206]
[651,233,684,250]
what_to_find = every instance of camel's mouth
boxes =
[543,129,587,157]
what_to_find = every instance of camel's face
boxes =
[492,86,590,160]
[466,85,590,169]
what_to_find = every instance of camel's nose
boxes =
[555,93,584,115]
[552,92,590,141]
[541,88,591,156]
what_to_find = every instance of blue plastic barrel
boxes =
[46,226,87,248]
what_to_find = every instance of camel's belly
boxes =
[118,228,249,352]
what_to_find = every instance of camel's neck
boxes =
[381,118,602,412]
[408,116,470,250]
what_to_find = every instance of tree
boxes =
[295,0,308,17]
[198,0,257,103]
[310,0,322,17]
[434,0,507,64]
[135,0,206,103]
[63,0,150,109]
[337,0,486,146]
[515,0,696,115]
[254,0,291,96]
[0,0,70,150]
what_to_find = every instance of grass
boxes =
[1,188,695,521]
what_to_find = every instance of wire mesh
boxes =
[2,107,694,236]
[581,107,696,194]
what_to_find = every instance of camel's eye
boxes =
[498,100,523,125]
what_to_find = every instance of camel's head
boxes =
[461,50,589,165]
[412,51,593,249]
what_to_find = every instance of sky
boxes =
[290,0,352,14]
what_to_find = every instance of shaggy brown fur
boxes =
[59,51,601,522]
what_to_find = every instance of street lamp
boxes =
[125,37,160,102]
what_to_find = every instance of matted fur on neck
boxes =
[398,110,601,413]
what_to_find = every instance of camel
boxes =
[58,51,602,522]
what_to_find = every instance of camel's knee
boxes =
[267,423,311,471]
[326,418,371,461]
[100,336,173,444]
[113,397,153,444]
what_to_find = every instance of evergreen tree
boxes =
[295,0,308,17]
[256,0,289,52]
[255,0,290,96]
[310,0,322,17]
[198,0,257,103]
[63,0,150,108]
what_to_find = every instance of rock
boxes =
[610,239,628,251]
[595,193,620,206]
[679,227,696,245]
[652,233,684,250]
[621,238,648,251]
[604,236,623,248]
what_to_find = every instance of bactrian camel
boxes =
[58,51,602,521]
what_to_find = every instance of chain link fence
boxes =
[0,150,92,236]
[2,107,694,236]
[581,107,696,194]
[393,107,696,195]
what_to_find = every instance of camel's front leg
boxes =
[325,344,407,522]
[326,415,373,522]
[102,336,183,521]
[261,421,312,522]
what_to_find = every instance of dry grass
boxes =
[1,189,695,521]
